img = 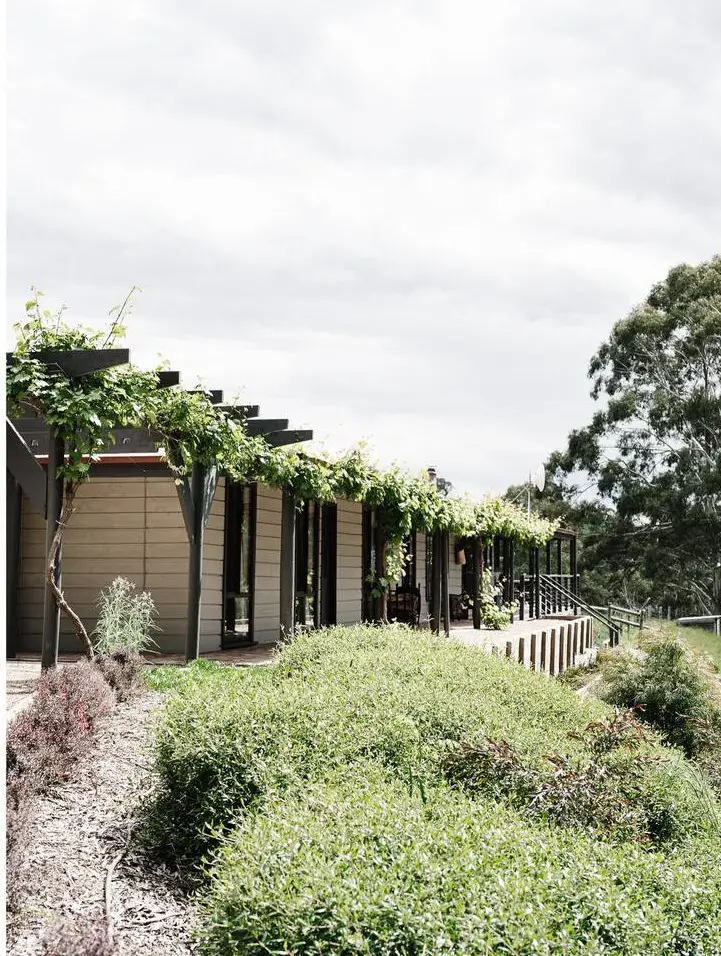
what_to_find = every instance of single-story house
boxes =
[7,428,580,657]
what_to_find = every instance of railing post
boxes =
[519,573,526,621]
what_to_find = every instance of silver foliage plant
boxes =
[93,577,161,655]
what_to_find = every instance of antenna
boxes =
[527,465,545,513]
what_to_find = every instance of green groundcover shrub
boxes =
[143,626,721,953]
[200,769,721,956]
[600,637,721,757]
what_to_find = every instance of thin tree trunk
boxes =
[46,483,94,658]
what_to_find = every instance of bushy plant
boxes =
[141,626,721,952]
[443,711,717,846]
[199,769,721,956]
[92,577,160,656]
[7,661,115,786]
[93,647,144,701]
[600,638,721,756]
[6,662,116,909]
[468,568,517,629]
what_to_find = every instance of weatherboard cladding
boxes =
[17,475,225,654]
[336,498,363,624]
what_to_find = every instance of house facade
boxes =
[8,452,579,656]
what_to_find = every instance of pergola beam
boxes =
[7,348,130,378]
[265,429,313,447]
[245,419,289,437]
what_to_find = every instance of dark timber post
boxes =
[570,535,578,613]
[508,539,515,618]
[186,461,207,661]
[472,536,482,630]
[431,530,442,633]
[372,512,386,622]
[279,487,297,639]
[41,430,64,670]
[6,472,22,659]
[534,548,541,619]
[441,529,451,637]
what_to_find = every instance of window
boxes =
[223,482,255,645]
[295,501,320,628]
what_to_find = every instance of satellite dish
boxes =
[531,466,545,493]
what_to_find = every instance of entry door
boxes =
[320,503,337,626]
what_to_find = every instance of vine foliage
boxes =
[7,294,559,650]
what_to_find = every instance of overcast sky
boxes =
[6,1,721,497]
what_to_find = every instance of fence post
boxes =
[505,640,513,659]
[540,631,547,672]
[530,633,537,672]
[572,622,578,664]
[549,629,557,676]
[558,627,565,674]
[518,636,525,666]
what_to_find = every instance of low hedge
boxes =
[200,769,721,956]
[143,625,721,953]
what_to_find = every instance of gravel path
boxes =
[7,691,197,956]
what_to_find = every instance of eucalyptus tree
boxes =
[552,255,721,613]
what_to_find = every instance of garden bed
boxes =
[7,688,196,956]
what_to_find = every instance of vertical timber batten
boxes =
[41,430,64,670]
[279,487,297,638]
[185,461,206,662]
[431,531,442,633]
[441,529,450,637]
[472,536,481,630]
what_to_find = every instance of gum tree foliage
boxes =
[7,291,558,653]
[549,256,721,613]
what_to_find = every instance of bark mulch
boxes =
[7,691,197,956]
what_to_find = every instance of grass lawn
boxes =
[142,625,721,955]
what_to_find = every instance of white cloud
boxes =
[6,0,721,496]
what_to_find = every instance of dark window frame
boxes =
[222,480,256,647]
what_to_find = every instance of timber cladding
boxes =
[17,475,225,655]
[336,499,363,625]
[253,483,282,644]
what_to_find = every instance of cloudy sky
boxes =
[6,1,721,497]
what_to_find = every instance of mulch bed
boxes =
[7,691,197,956]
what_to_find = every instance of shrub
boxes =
[7,661,115,787]
[142,627,612,868]
[199,770,721,956]
[93,576,160,656]
[600,638,721,756]
[141,626,721,951]
[443,711,718,846]
[93,647,144,702]
[6,662,115,910]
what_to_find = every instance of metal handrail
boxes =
[539,574,620,646]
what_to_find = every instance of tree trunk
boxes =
[46,483,94,658]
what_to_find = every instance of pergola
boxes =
[6,348,313,667]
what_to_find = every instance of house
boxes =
[7,417,580,657]
[6,347,583,661]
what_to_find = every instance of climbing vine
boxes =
[7,295,560,647]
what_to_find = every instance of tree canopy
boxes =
[546,255,721,613]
